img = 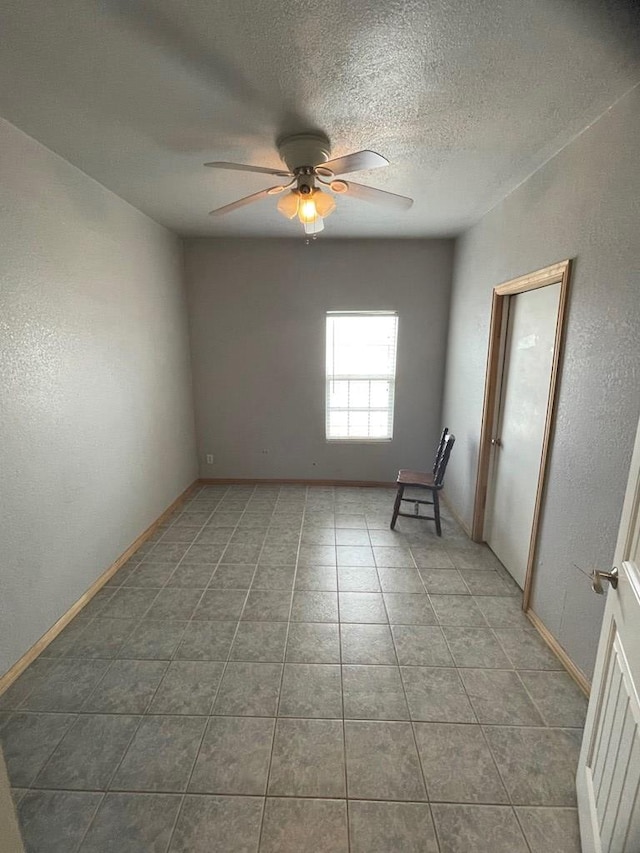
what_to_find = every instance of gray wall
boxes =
[185,238,454,481]
[0,119,198,675]
[442,85,640,679]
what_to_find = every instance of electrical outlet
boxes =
[206,454,214,464]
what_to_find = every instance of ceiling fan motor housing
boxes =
[278,133,331,173]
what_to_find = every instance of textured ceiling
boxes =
[0,0,639,237]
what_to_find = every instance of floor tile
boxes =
[144,588,203,621]
[445,545,506,571]
[459,569,515,596]
[242,590,292,621]
[187,543,227,563]
[167,563,216,588]
[206,512,243,528]
[493,627,563,670]
[430,595,487,626]
[377,568,424,592]
[260,797,348,853]
[391,625,454,666]
[383,593,436,625]
[339,592,387,623]
[484,726,582,805]
[195,527,235,544]
[291,591,338,622]
[251,565,296,590]
[459,669,545,725]
[80,792,182,852]
[518,671,588,727]
[410,547,454,569]
[335,513,367,529]
[230,621,288,662]
[298,545,337,567]
[259,544,299,566]
[340,624,397,664]
[442,627,511,668]
[419,568,469,594]
[40,619,93,657]
[302,528,336,545]
[33,713,138,790]
[148,542,191,563]
[21,660,111,712]
[335,529,370,546]
[111,715,206,792]
[336,546,375,567]
[0,659,61,711]
[268,718,346,797]
[515,806,581,852]
[285,623,341,663]
[18,789,102,853]
[474,595,530,628]
[169,795,264,852]
[214,662,283,716]
[278,664,342,718]
[294,566,338,591]
[431,804,529,853]
[82,660,168,713]
[100,588,159,619]
[348,800,439,853]
[66,618,137,659]
[343,665,408,720]
[193,590,247,621]
[344,720,426,800]
[230,529,266,546]
[124,562,176,588]
[400,667,475,722]
[118,620,188,660]
[414,722,508,803]
[189,716,275,795]
[175,621,237,660]
[368,530,407,546]
[1,712,76,786]
[373,547,416,568]
[149,661,225,714]
[337,567,380,592]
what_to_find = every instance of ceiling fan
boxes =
[205,133,413,236]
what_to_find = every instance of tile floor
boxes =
[0,484,588,852]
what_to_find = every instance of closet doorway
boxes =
[472,260,571,608]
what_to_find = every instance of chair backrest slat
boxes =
[434,433,455,487]
[432,427,449,475]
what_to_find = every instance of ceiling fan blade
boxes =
[342,181,414,210]
[321,150,389,176]
[209,188,276,216]
[204,161,291,177]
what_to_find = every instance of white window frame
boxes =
[325,310,399,442]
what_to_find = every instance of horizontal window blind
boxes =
[325,312,398,440]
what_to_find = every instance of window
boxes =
[325,311,398,441]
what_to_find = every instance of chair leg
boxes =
[390,484,404,529]
[433,490,442,536]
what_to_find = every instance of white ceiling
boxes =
[1,0,638,237]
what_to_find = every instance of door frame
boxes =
[472,259,572,610]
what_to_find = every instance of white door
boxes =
[484,282,561,588]
[577,414,640,852]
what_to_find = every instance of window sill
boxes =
[325,438,393,444]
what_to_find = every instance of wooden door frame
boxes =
[472,259,572,610]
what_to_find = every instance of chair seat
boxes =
[397,469,435,487]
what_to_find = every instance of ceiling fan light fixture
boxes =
[304,218,324,235]
[313,188,337,218]
[276,190,300,220]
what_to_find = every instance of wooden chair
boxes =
[390,431,456,536]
